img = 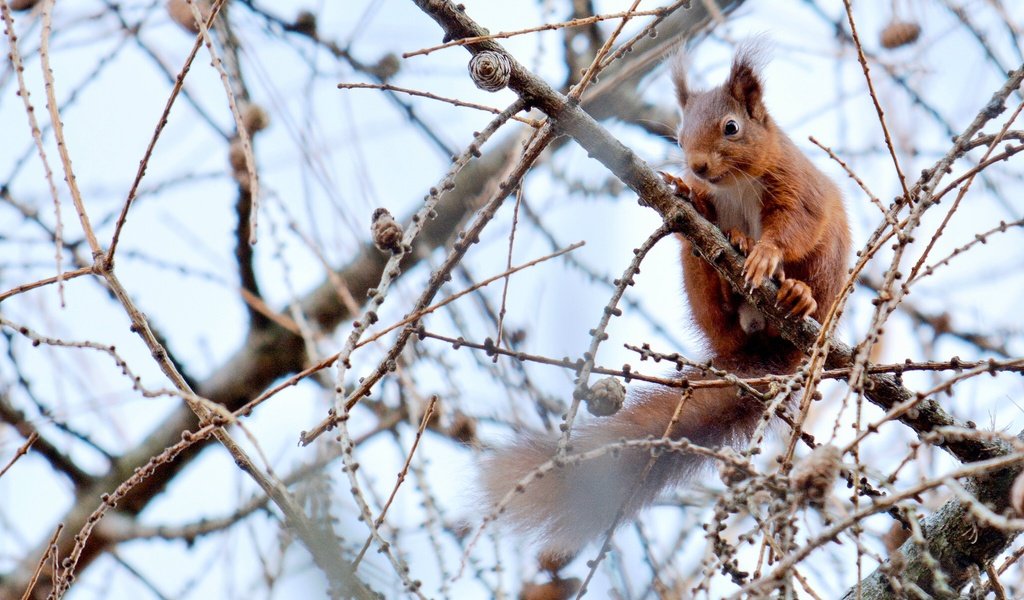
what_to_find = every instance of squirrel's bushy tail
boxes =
[480,358,790,558]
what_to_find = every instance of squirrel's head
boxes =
[672,45,776,186]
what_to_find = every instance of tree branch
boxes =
[408,0,1015,466]
[0,6,720,586]
[408,1,1024,595]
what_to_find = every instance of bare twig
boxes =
[338,82,541,126]
[0,431,37,480]
[403,6,679,58]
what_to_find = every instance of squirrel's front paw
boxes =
[777,278,817,319]
[742,241,782,288]
[659,171,691,197]
[727,229,756,256]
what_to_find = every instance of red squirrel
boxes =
[480,46,851,560]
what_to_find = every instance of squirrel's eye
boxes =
[723,119,740,136]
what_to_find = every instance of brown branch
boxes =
[0,393,92,488]
[408,3,1024,596]
[0,265,94,303]
[20,524,62,600]
[106,0,229,261]
[841,0,913,205]
[338,82,542,126]
[301,124,559,444]
[353,396,437,567]
[407,0,1016,466]
[0,101,536,600]
[841,440,1023,599]
[0,2,756,593]
[403,6,677,58]
[0,430,36,480]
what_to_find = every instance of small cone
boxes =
[10,0,41,11]
[880,20,921,49]
[166,0,211,35]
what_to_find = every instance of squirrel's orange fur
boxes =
[480,45,851,560]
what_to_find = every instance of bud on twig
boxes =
[583,377,625,416]
[371,208,404,254]
[790,444,842,507]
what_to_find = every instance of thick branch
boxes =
[409,2,1023,595]
[1,31,704,589]
[0,391,93,489]
[408,0,1009,466]
[842,454,1021,599]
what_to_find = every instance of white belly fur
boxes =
[709,178,766,333]
[709,177,764,240]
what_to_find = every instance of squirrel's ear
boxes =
[726,50,766,121]
[670,51,689,108]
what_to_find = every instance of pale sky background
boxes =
[1,0,1023,598]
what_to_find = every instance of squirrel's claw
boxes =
[776,278,817,319]
[742,241,782,288]
[659,171,691,197]
[727,229,756,256]
[661,171,717,219]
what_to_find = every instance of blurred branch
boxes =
[803,0,1022,218]
[562,0,603,88]
[859,275,1013,358]
[0,393,92,488]
[0,3,735,593]
[4,1,1020,597]
[842,434,1023,599]
[0,429,36,480]
[216,10,269,329]
[409,0,1018,465]
[403,5,675,58]
[242,1,458,156]
[409,2,1024,595]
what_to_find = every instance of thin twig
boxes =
[403,6,676,58]
[107,0,230,261]
[0,0,68,305]
[0,266,94,303]
[20,524,62,600]
[353,395,437,567]
[0,431,37,480]
[338,82,541,126]
[841,0,913,205]
[39,0,101,259]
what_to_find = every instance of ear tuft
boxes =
[669,49,689,108]
[726,40,769,121]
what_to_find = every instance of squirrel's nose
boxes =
[692,162,709,178]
